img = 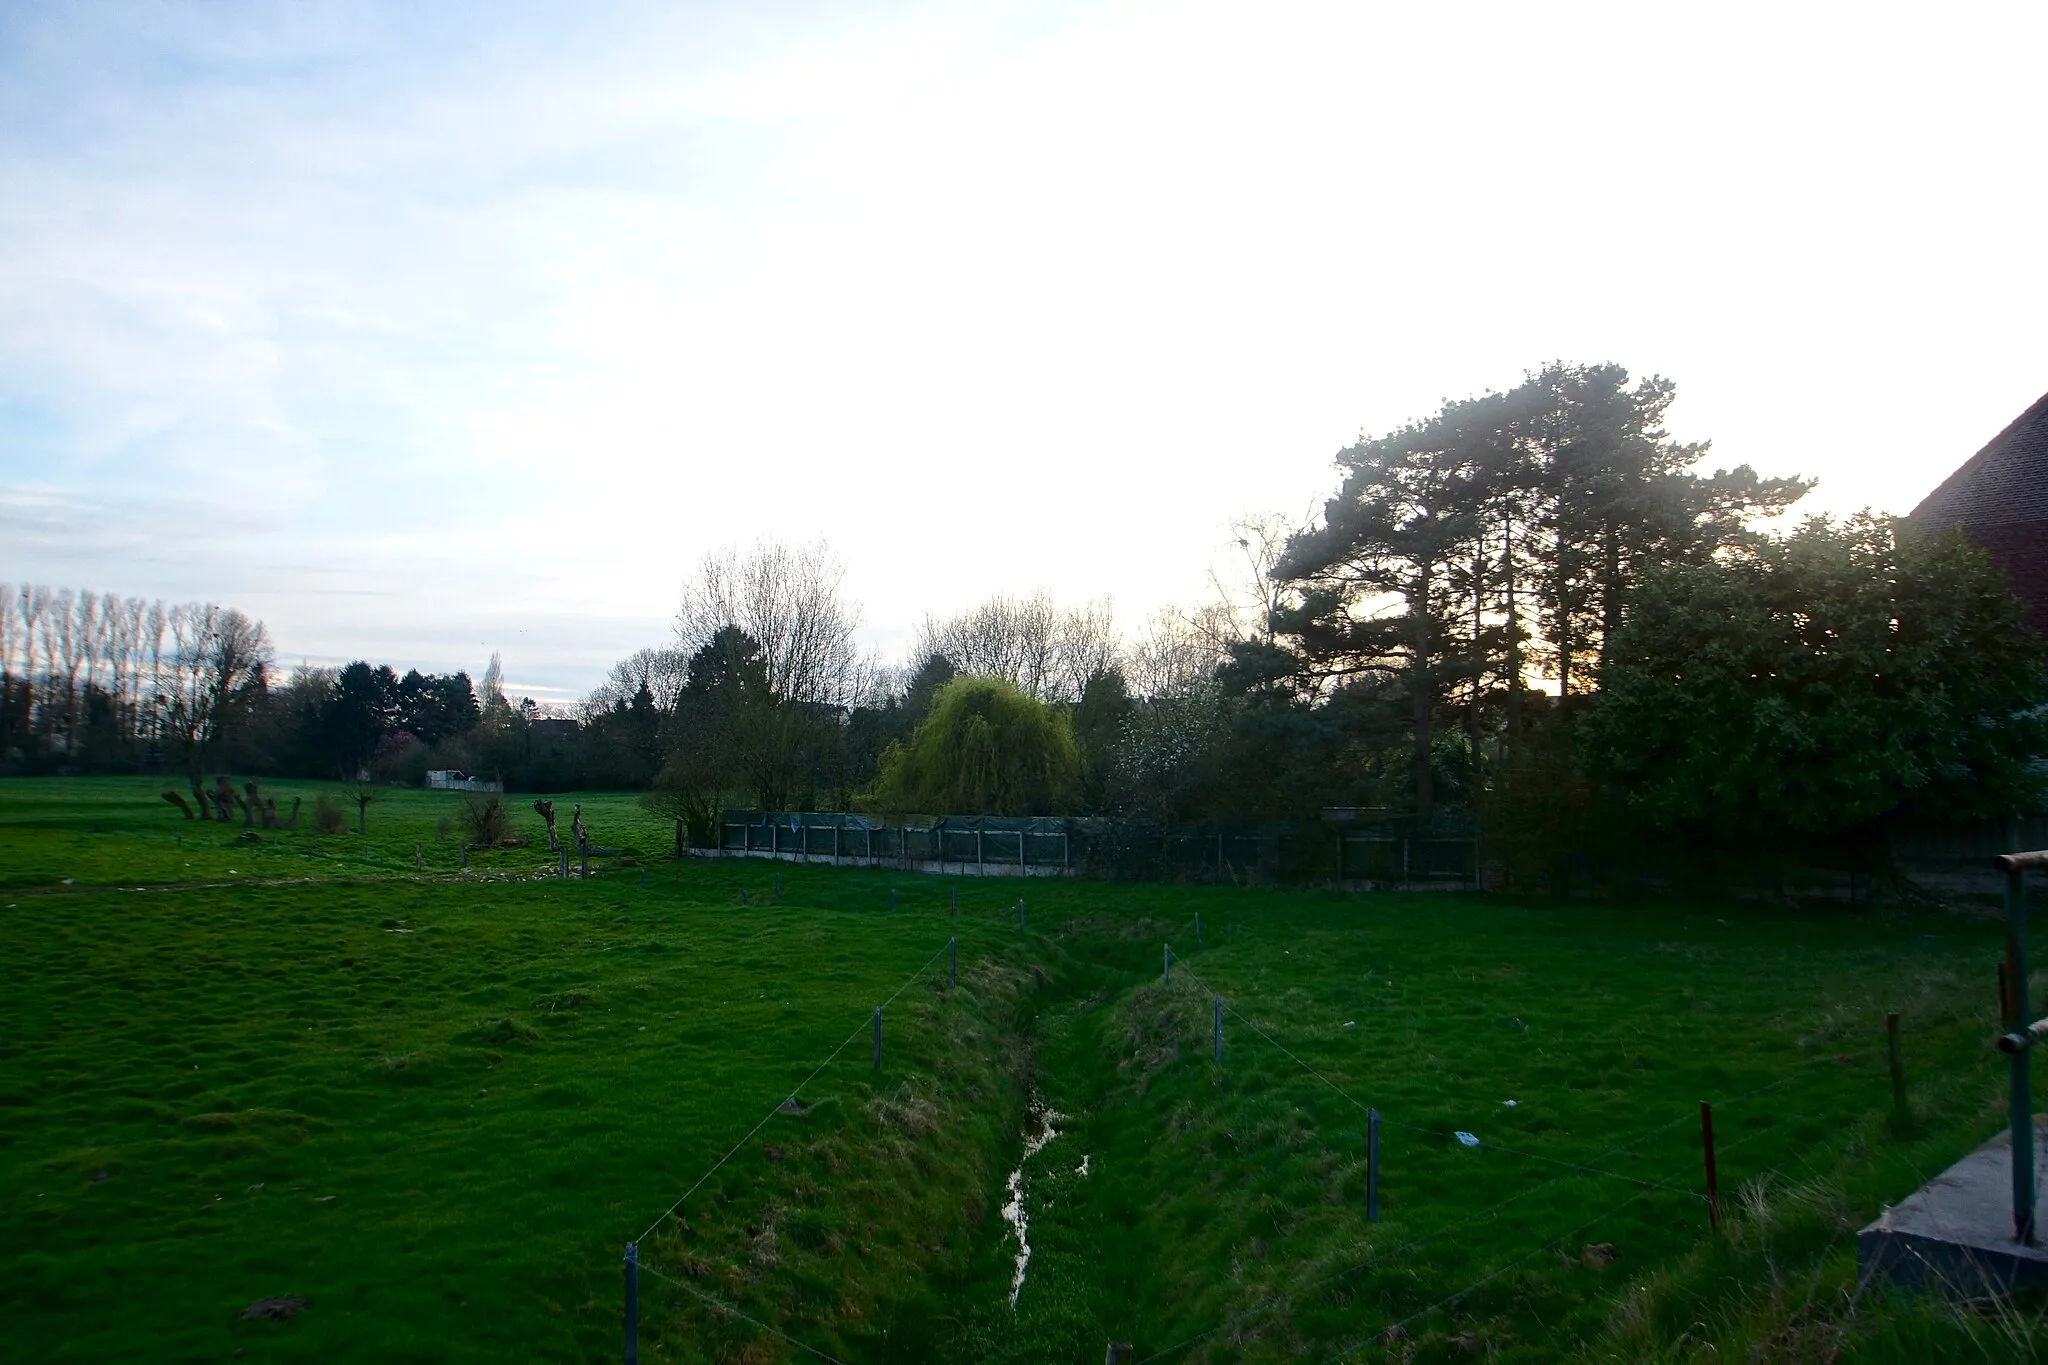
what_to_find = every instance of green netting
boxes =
[713,808,1479,885]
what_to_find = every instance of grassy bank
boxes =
[0,777,2039,1360]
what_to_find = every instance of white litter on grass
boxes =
[1342,1020,1356,1028]
[1077,1154,1091,1177]
[1503,1099,1518,1107]
[1002,1093,1065,1307]
[1455,1131,1481,1147]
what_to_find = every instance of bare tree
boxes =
[162,604,274,780]
[676,540,867,708]
[1126,604,1237,700]
[581,646,688,720]
[478,650,512,728]
[145,599,166,745]
[912,590,1121,703]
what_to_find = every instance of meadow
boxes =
[0,777,2038,1361]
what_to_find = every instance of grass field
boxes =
[1,776,2041,1361]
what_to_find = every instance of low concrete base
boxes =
[1858,1118,2048,1294]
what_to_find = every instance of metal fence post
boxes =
[2004,854,2036,1243]
[1213,997,1223,1062]
[873,1006,883,1071]
[559,848,569,880]
[1366,1108,1380,1221]
[624,1241,639,1365]
[1164,942,1171,986]
[1017,898,1026,934]
[949,936,958,989]
[1701,1101,1720,1232]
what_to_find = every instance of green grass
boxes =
[1,777,2041,1361]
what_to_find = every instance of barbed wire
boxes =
[1132,1042,1857,1363]
[632,936,955,1246]
[1171,960,1700,1199]
[637,1258,849,1364]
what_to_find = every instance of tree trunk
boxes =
[1504,517,1521,762]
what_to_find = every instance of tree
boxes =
[1274,363,1811,812]
[645,626,774,838]
[676,540,869,709]
[870,676,1079,815]
[1584,514,2048,841]
[913,592,1120,704]
[161,604,273,785]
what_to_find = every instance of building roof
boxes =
[1912,389,2048,531]
[1911,389,2048,638]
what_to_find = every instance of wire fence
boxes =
[611,891,1978,1363]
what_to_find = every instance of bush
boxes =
[312,794,346,835]
[462,794,510,847]
[870,675,1079,815]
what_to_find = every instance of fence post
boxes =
[414,842,421,870]
[560,848,569,880]
[1104,1343,1133,1365]
[977,829,985,874]
[1164,942,1171,986]
[1017,898,1026,934]
[1366,1108,1380,1221]
[1701,1101,1719,1232]
[873,1006,883,1071]
[1213,997,1224,1062]
[1886,1010,1910,1129]
[460,845,468,872]
[891,888,897,912]
[2004,854,2036,1243]
[949,936,958,989]
[624,1241,639,1365]
[1195,910,1201,947]
[740,887,749,907]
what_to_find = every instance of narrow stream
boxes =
[1000,1090,1078,1307]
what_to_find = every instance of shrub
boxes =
[312,794,346,835]
[462,794,510,847]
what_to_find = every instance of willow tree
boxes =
[870,676,1079,816]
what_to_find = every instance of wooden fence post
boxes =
[1886,1010,1910,1129]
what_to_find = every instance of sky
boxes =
[3,1,2045,704]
